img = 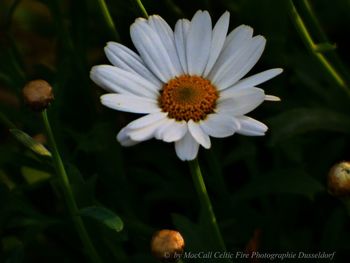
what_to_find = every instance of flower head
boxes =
[91,10,282,161]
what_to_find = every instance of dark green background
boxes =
[1,0,350,262]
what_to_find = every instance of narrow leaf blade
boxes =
[80,206,123,232]
[10,129,51,157]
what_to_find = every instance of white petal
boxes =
[175,130,200,161]
[203,11,230,77]
[228,68,283,90]
[154,118,173,140]
[126,112,167,129]
[126,113,169,141]
[117,127,140,146]
[214,36,266,90]
[188,120,211,149]
[236,116,268,136]
[218,87,265,115]
[101,94,160,114]
[200,113,240,138]
[130,18,177,82]
[208,25,253,82]
[148,15,183,75]
[174,19,190,73]
[186,10,212,76]
[223,24,253,49]
[90,65,158,97]
[265,95,281,101]
[104,42,162,87]
[155,119,187,142]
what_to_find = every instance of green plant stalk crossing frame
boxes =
[189,158,229,260]
[97,0,120,41]
[134,0,149,18]
[288,0,350,96]
[42,110,102,263]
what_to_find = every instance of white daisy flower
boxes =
[90,10,282,161]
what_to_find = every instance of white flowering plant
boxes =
[0,0,349,262]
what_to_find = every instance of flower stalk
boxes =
[134,0,149,18]
[41,110,102,263]
[96,0,120,41]
[298,0,350,86]
[188,158,228,255]
[287,0,350,96]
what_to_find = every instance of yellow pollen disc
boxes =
[159,75,219,122]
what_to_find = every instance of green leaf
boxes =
[9,129,51,157]
[80,206,123,232]
[268,108,350,144]
[21,166,51,185]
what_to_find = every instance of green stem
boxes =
[188,158,227,253]
[287,0,350,96]
[134,0,149,18]
[298,0,350,87]
[41,110,102,263]
[299,0,328,41]
[96,0,120,41]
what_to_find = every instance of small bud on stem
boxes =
[151,229,185,263]
[22,80,54,111]
[328,161,350,197]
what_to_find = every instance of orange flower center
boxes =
[159,75,218,122]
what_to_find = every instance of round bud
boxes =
[151,229,185,263]
[22,80,54,111]
[328,161,350,197]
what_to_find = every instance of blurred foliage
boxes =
[1,0,350,262]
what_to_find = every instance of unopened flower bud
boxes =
[22,80,54,111]
[151,229,185,263]
[328,161,350,197]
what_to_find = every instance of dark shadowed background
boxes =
[1,0,350,262]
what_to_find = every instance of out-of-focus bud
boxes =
[245,229,262,263]
[22,80,54,111]
[328,161,350,197]
[151,229,185,263]
[32,133,47,145]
